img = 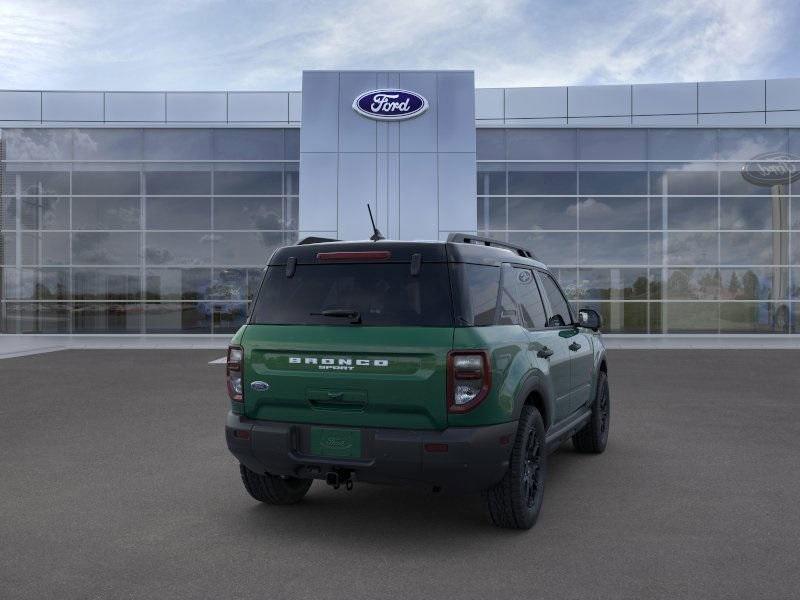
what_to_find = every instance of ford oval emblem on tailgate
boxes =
[250,381,269,392]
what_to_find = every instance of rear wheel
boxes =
[485,405,547,529]
[572,371,610,454]
[239,464,312,505]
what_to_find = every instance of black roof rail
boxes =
[446,233,537,259]
[297,236,339,245]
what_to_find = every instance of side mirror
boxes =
[578,309,601,331]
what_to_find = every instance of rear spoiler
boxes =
[297,236,339,245]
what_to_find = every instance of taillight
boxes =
[447,350,491,413]
[227,345,244,402]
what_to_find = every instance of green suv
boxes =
[225,234,609,529]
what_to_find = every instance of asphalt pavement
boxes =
[1,349,799,599]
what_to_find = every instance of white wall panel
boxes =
[766,78,800,111]
[438,153,477,233]
[166,92,226,122]
[632,82,696,115]
[399,153,438,240]
[298,152,338,232]
[106,92,165,122]
[568,85,630,117]
[475,88,504,120]
[42,92,103,121]
[0,91,41,121]
[505,87,567,119]
[228,92,288,122]
[698,112,765,126]
[698,80,764,113]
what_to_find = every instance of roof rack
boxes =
[446,233,536,259]
[297,236,339,245]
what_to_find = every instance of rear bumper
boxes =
[225,412,517,493]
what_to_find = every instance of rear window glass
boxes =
[451,264,500,326]
[250,263,453,326]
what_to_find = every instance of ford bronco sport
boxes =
[225,233,609,529]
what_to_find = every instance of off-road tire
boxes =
[485,406,547,530]
[572,371,610,454]
[239,464,312,505]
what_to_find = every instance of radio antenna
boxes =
[367,204,385,241]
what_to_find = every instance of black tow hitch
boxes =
[325,470,354,491]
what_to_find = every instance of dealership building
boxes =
[1,70,799,337]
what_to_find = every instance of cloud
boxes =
[0,0,795,90]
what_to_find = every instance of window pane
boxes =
[718,129,788,160]
[579,171,647,195]
[720,197,786,230]
[209,268,250,301]
[577,268,648,300]
[664,302,719,333]
[1,233,16,265]
[143,130,213,160]
[720,232,784,265]
[145,197,211,230]
[720,267,789,301]
[213,232,283,266]
[4,302,70,333]
[508,197,576,230]
[73,129,143,160]
[508,232,577,265]
[720,169,777,195]
[507,129,576,160]
[145,232,212,265]
[477,166,505,195]
[73,268,141,300]
[144,302,212,333]
[20,196,69,230]
[720,302,790,333]
[478,197,506,231]
[3,130,73,160]
[508,169,575,195]
[72,171,140,195]
[578,130,646,160]
[666,268,720,299]
[72,197,140,230]
[476,129,505,160]
[22,232,70,265]
[72,232,139,265]
[579,233,648,265]
[666,233,718,265]
[666,197,717,230]
[578,301,647,333]
[578,197,647,230]
[145,268,211,300]
[648,129,717,161]
[213,302,249,333]
[285,129,299,159]
[145,171,210,195]
[651,169,717,195]
[213,129,284,160]
[213,169,282,195]
[284,163,299,196]
[72,303,141,333]
[213,197,283,230]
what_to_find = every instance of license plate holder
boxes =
[310,427,362,459]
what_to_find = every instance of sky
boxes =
[0,0,798,91]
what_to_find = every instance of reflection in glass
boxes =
[213,170,282,195]
[508,169,575,195]
[666,197,717,230]
[720,232,782,265]
[666,268,719,300]
[577,268,648,300]
[22,232,70,265]
[578,130,646,160]
[20,196,69,230]
[213,129,284,160]
[579,233,648,266]
[72,171,140,195]
[145,232,212,266]
[213,197,283,230]
[664,302,719,333]
[577,301,647,333]
[477,129,505,160]
[72,232,139,266]
[720,196,787,230]
[477,197,505,231]
[477,166,505,195]
[73,129,143,160]
[508,197,576,230]
[144,302,211,333]
[145,171,210,195]
[720,268,788,301]
[578,171,647,195]
[578,197,647,230]
[650,170,717,195]
[18,171,70,195]
[3,302,70,333]
[3,129,73,160]
[666,233,718,265]
[213,232,283,266]
[72,303,142,333]
[145,268,211,300]
[145,197,211,230]
[508,232,577,266]
[209,268,248,301]
[506,129,576,160]
[213,302,249,333]
[72,197,140,230]
[143,130,213,160]
[1,233,16,265]
[73,268,141,300]
[720,302,790,333]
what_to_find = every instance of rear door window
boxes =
[250,263,453,326]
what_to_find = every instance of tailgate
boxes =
[242,325,453,430]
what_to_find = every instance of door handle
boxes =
[536,346,554,359]
[569,342,582,351]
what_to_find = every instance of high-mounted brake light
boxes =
[227,345,244,402]
[447,350,491,413]
[317,251,391,261]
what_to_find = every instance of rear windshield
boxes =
[250,263,453,326]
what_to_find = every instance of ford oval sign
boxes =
[741,152,800,187]
[353,89,428,121]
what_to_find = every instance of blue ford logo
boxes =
[352,89,428,121]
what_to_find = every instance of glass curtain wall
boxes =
[0,128,299,334]
[477,128,800,334]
